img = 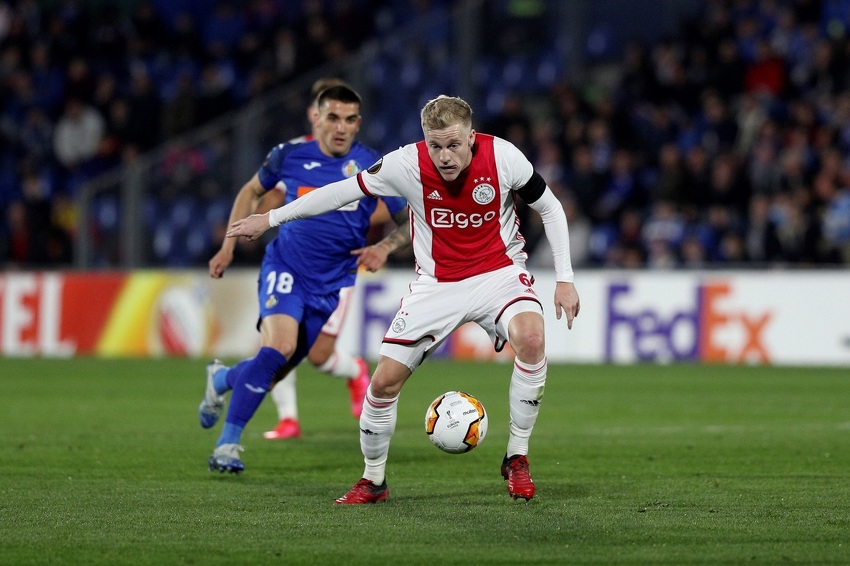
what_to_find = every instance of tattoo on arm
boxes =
[378,209,411,253]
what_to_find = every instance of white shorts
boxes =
[320,285,354,337]
[380,264,543,372]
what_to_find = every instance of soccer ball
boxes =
[424,391,488,454]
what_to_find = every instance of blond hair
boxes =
[420,95,473,132]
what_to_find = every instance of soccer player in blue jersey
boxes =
[261,77,395,440]
[201,84,409,473]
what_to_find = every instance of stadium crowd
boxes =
[1,0,849,268]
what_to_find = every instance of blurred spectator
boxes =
[710,38,748,102]
[679,233,708,268]
[63,57,96,103]
[482,91,533,151]
[28,41,64,111]
[125,69,162,151]
[745,193,777,262]
[734,92,768,155]
[100,97,132,164]
[203,1,244,53]
[813,169,850,262]
[92,72,119,119]
[162,71,199,137]
[594,148,641,223]
[131,1,168,54]
[697,90,739,156]
[642,200,685,251]
[648,142,688,206]
[745,38,788,98]
[195,62,234,124]
[18,107,54,162]
[5,162,71,265]
[52,97,105,172]
[706,152,751,216]
[564,144,606,219]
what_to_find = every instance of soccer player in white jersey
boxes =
[227,95,580,502]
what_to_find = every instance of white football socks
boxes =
[271,349,362,421]
[270,369,298,421]
[317,349,360,380]
[507,356,547,457]
[360,389,398,484]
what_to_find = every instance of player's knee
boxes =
[307,346,331,367]
[369,361,409,398]
[369,377,401,398]
[264,339,296,360]
[511,329,545,363]
[508,312,545,362]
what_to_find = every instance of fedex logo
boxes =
[430,208,496,229]
[605,281,773,363]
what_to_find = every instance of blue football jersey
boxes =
[257,140,407,294]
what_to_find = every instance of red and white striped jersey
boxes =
[356,134,533,282]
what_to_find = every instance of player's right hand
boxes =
[227,213,270,241]
[351,244,390,272]
[209,248,233,279]
[554,281,580,330]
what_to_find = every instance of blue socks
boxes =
[215,347,288,447]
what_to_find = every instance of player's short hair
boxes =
[316,84,362,110]
[310,77,351,99]
[420,95,473,132]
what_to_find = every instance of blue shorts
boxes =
[257,258,340,366]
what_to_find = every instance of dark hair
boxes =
[316,85,362,109]
[310,77,351,99]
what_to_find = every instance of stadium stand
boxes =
[1,0,849,268]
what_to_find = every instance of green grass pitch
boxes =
[1,358,848,565]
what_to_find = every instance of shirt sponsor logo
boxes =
[430,208,497,229]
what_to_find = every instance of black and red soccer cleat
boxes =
[334,478,389,505]
[501,454,535,501]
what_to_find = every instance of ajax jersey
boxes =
[356,134,533,282]
[257,140,406,294]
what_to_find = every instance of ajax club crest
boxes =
[472,178,495,205]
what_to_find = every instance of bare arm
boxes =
[209,173,267,278]
[352,206,411,271]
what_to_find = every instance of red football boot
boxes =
[334,478,389,505]
[263,418,301,440]
[501,454,536,501]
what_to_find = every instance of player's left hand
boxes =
[351,244,390,272]
[554,281,580,330]
[227,213,271,241]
